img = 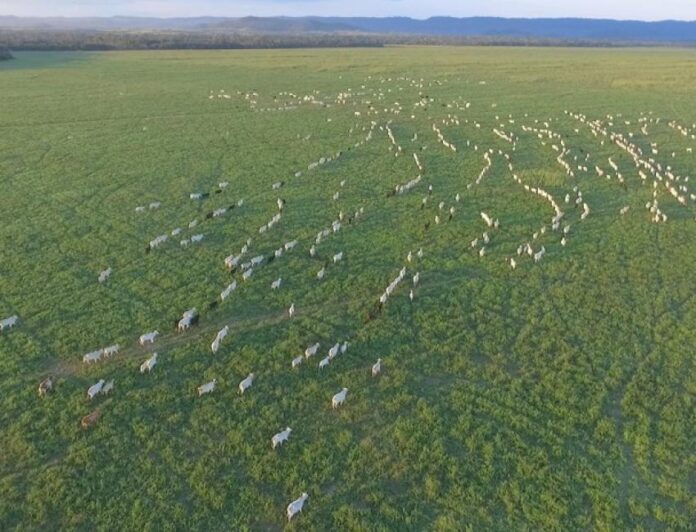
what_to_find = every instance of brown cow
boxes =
[81,410,101,429]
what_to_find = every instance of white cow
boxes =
[332,388,348,408]
[328,343,340,359]
[197,379,216,396]
[372,358,382,377]
[0,315,19,331]
[83,350,103,364]
[272,427,292,449]
[316,267,325,280]
[140,353,158,373]
[333,251,344,264]
[103,345,120,357]
[211,326,229,354]
[178,309,197,332]
[139,331,159,346]
[287,492,308,522]
[220,281,237,301]
[238,373,255,394]
[309,245,316,257]
[319,356,330,369]
[288,303,295,318]
[98,267,112,283]
[102,380,114,395]
[271,278,282,290]
[413,272,420,286]
[87,379,105,399]
[305,343,320,358]
[292,356,304,368]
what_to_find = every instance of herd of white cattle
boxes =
[2,75,693,522]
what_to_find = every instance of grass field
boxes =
[0,46,694,529]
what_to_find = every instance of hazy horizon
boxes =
[2,0,696,22]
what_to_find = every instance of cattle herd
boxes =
[2,73,694,523]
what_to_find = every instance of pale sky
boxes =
[2,0,696,21]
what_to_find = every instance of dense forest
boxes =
[0,30,683,51]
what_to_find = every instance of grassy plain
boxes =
[0,47,694,529]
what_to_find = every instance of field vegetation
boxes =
[0,47,694,529]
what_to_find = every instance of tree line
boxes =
[0,30,691,52]
[0,46,13,59]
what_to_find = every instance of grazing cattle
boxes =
[316,267,325,280]
[102,380,114,395]
[98,267,112,283]
[81,410,101,429]
[272,427,292,449]
[139,331,159,346]
[332,388,348,408]
[197,379,217,396]
[38,376,53,397]
[140,353,158,374]
[509,257,517,270]
[211,326,229,354]
[87,379,105,399]
[407,250,413,262]
[309,245,317,258]
[83,350,103,364]
[328,343,340,359]
[221,281,237,301]
[271,278,282,290]
[288,303,295,318]
[277,198,285,211]
[243,269,254,281]
[292,356,304,368]
[305,342,320,358]
[0,315,19,331]
[413,272,420,286]
[319,356,330,369]
[103,345,119,358]
[191,234,204,243]
[372,359,382,377]
[239,373,255,394]
[178,309,198,332]
[409,289,414,302]
[333,252,344,264]
[534,246,546,263]
[287,493,309,522]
